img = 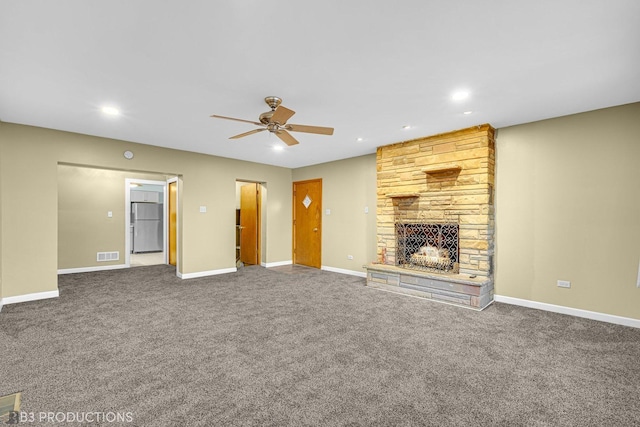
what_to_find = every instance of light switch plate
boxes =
[199,206,207,213]
[326,209,331,215]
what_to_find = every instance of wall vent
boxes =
[97,251,120,262]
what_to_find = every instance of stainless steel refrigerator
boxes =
[132,203,163,253]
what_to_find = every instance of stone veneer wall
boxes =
[377,124,495,277]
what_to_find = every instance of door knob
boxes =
[313,227,318,232]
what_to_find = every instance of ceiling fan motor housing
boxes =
[259,111,274,125]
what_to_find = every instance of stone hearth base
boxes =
[364,264,493,310]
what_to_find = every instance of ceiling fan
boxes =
[211,96,334,146]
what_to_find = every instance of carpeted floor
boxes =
[1,265,639,426]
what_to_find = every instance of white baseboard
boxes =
[2,290,60,306]
[321,265,367,278]
[262,260,293,268]
[58,264,129,275]
[0,301,3,313]
[494,295,640,329]
[180,267,237,279]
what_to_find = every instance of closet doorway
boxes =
[236,181,261,266]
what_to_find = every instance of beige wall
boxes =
[1,124,59,298]
[0,157,3,302]
[495,103,640,320]
[293,154,378,274]
[0,122,292,298]
[58,165,167,269]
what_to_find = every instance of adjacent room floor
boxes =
[130,252,164,267]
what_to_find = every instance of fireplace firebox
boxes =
[396,222,459,273]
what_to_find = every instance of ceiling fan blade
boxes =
[285,123,334,135]
[270,105,295,125]
[275,130,299,146]
[211,114,263,126]
[229,128,266,139]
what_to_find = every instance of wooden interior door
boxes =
[240,183,260,265]
[293,179,322,268]
[168,181,177,266]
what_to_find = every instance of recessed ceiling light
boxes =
[452,91,469,101]
[101,106,120,116]
[356,137,364,142]
[402,125,411,130]
[463,111,473,115]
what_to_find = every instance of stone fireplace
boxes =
[365,124,495,309]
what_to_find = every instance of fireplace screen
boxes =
[395,222,459,273]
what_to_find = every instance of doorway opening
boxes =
[125,179,167,267]
[236,181,263,267]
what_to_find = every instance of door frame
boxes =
[167,177,179,270]
[125,178,168,267]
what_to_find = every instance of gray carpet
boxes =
[1,265,639,426]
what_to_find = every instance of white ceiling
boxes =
[1,1,639,168]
